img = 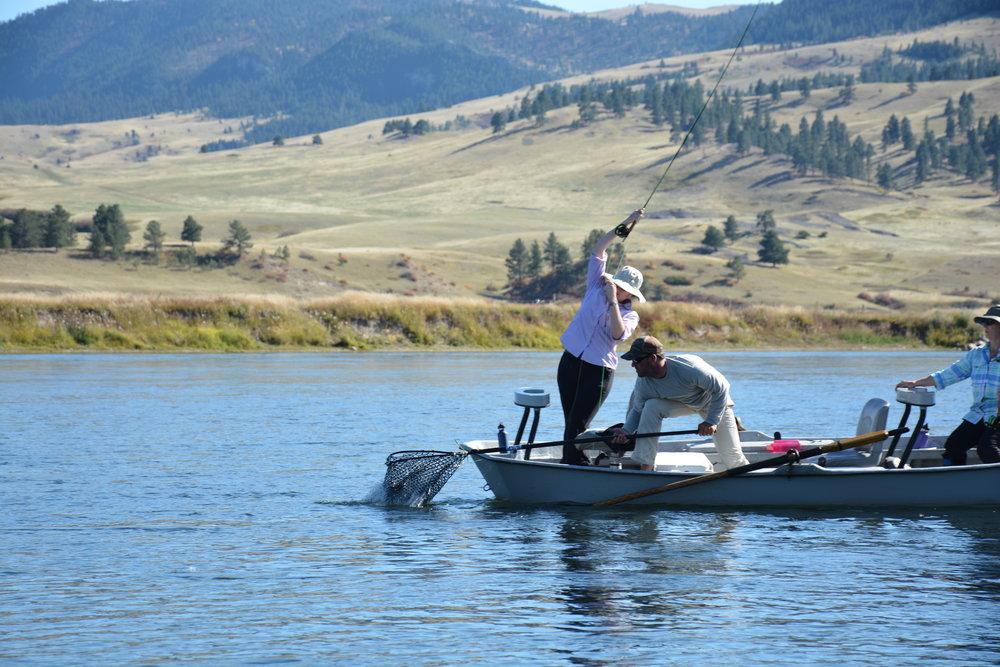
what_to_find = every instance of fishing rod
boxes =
[615,0,763,243]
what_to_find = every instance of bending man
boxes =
[607,336,749,470]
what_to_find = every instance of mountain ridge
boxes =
[1,0,995,143]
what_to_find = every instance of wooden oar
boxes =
[595,428,906,507]
[473,429,701,456]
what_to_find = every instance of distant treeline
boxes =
[861,41,1000,84]
[0,204,259,265]
[878,94,1000,190]
[1,0,995,143]
[491,75,878,183]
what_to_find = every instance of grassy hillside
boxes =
[0,16,998,314]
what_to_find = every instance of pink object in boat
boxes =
[767,439,802,453]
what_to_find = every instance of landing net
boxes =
[376,450,468,507]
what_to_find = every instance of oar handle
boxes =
[595,428,905,507]
[473,428,700,455]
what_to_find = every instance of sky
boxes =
[0,0,759,24]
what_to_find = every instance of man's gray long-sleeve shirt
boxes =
[623,354,733,430]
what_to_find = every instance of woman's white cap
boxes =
[604,266,645,303]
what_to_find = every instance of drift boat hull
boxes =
[460,445,1000,507]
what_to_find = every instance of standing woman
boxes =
[896,304,1000,465]
[558,209,645,465]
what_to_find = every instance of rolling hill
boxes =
[0,12,998,313]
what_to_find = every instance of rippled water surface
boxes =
[3,351,999,664]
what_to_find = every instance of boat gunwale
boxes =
[460,443,1000,478]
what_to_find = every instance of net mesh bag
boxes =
[377,450,468,507]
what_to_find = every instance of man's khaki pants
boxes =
[632,399,749,470]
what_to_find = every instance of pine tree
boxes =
[723,215,738,241]
[992,155,1000,201]
[10,209,46,249]
[490,112,506,134]
[964,131,988,180]
[223,220,253,257]
[90,203,130,258]
[840,76,855,105]
[769,81,781,103]
[181,215,202,246]
[726,256,746,282]
[958,92,974,132]
[543,232,568,273]
[143,220,165,254]
[882,115,900,147]
[758,230,789,267]
[755,210,776,233]
[527,240,543,279]
[876,163,894,191]
[505,238,528,286]
[900,117,914,150]
[915,143,930,183]
[702,225,725,251]
[44,204,75,248]
[798,78,811,100]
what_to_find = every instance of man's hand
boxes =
[698,421,717,436]
[605,426,630,445]
[896,380,917,389]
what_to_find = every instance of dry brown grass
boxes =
[0,293,982,353]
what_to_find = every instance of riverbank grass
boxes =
[0,293,983,352]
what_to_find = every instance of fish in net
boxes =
[373,450,468,507]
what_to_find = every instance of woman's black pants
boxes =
[557,351,614,465]
[943,419,1000,465]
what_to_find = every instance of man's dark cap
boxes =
[621,335,664,361]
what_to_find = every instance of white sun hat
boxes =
[604,265,645,303]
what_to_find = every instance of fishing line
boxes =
[641,0,762,210]
[612,0,764,256]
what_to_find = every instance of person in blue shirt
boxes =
[896,305,1000,465]
[557,209,644,465]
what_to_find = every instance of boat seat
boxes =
[856,398,890,436]
[654,451,713,473]
[842,398,891,463]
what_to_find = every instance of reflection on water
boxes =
[2,352,999,663]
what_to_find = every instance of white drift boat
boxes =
[381,385,999,508]
[459,443,1000,507]
[452,386,1000,508]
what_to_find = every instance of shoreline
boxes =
[0,293,983,354]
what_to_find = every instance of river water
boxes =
[3,351,999,664]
